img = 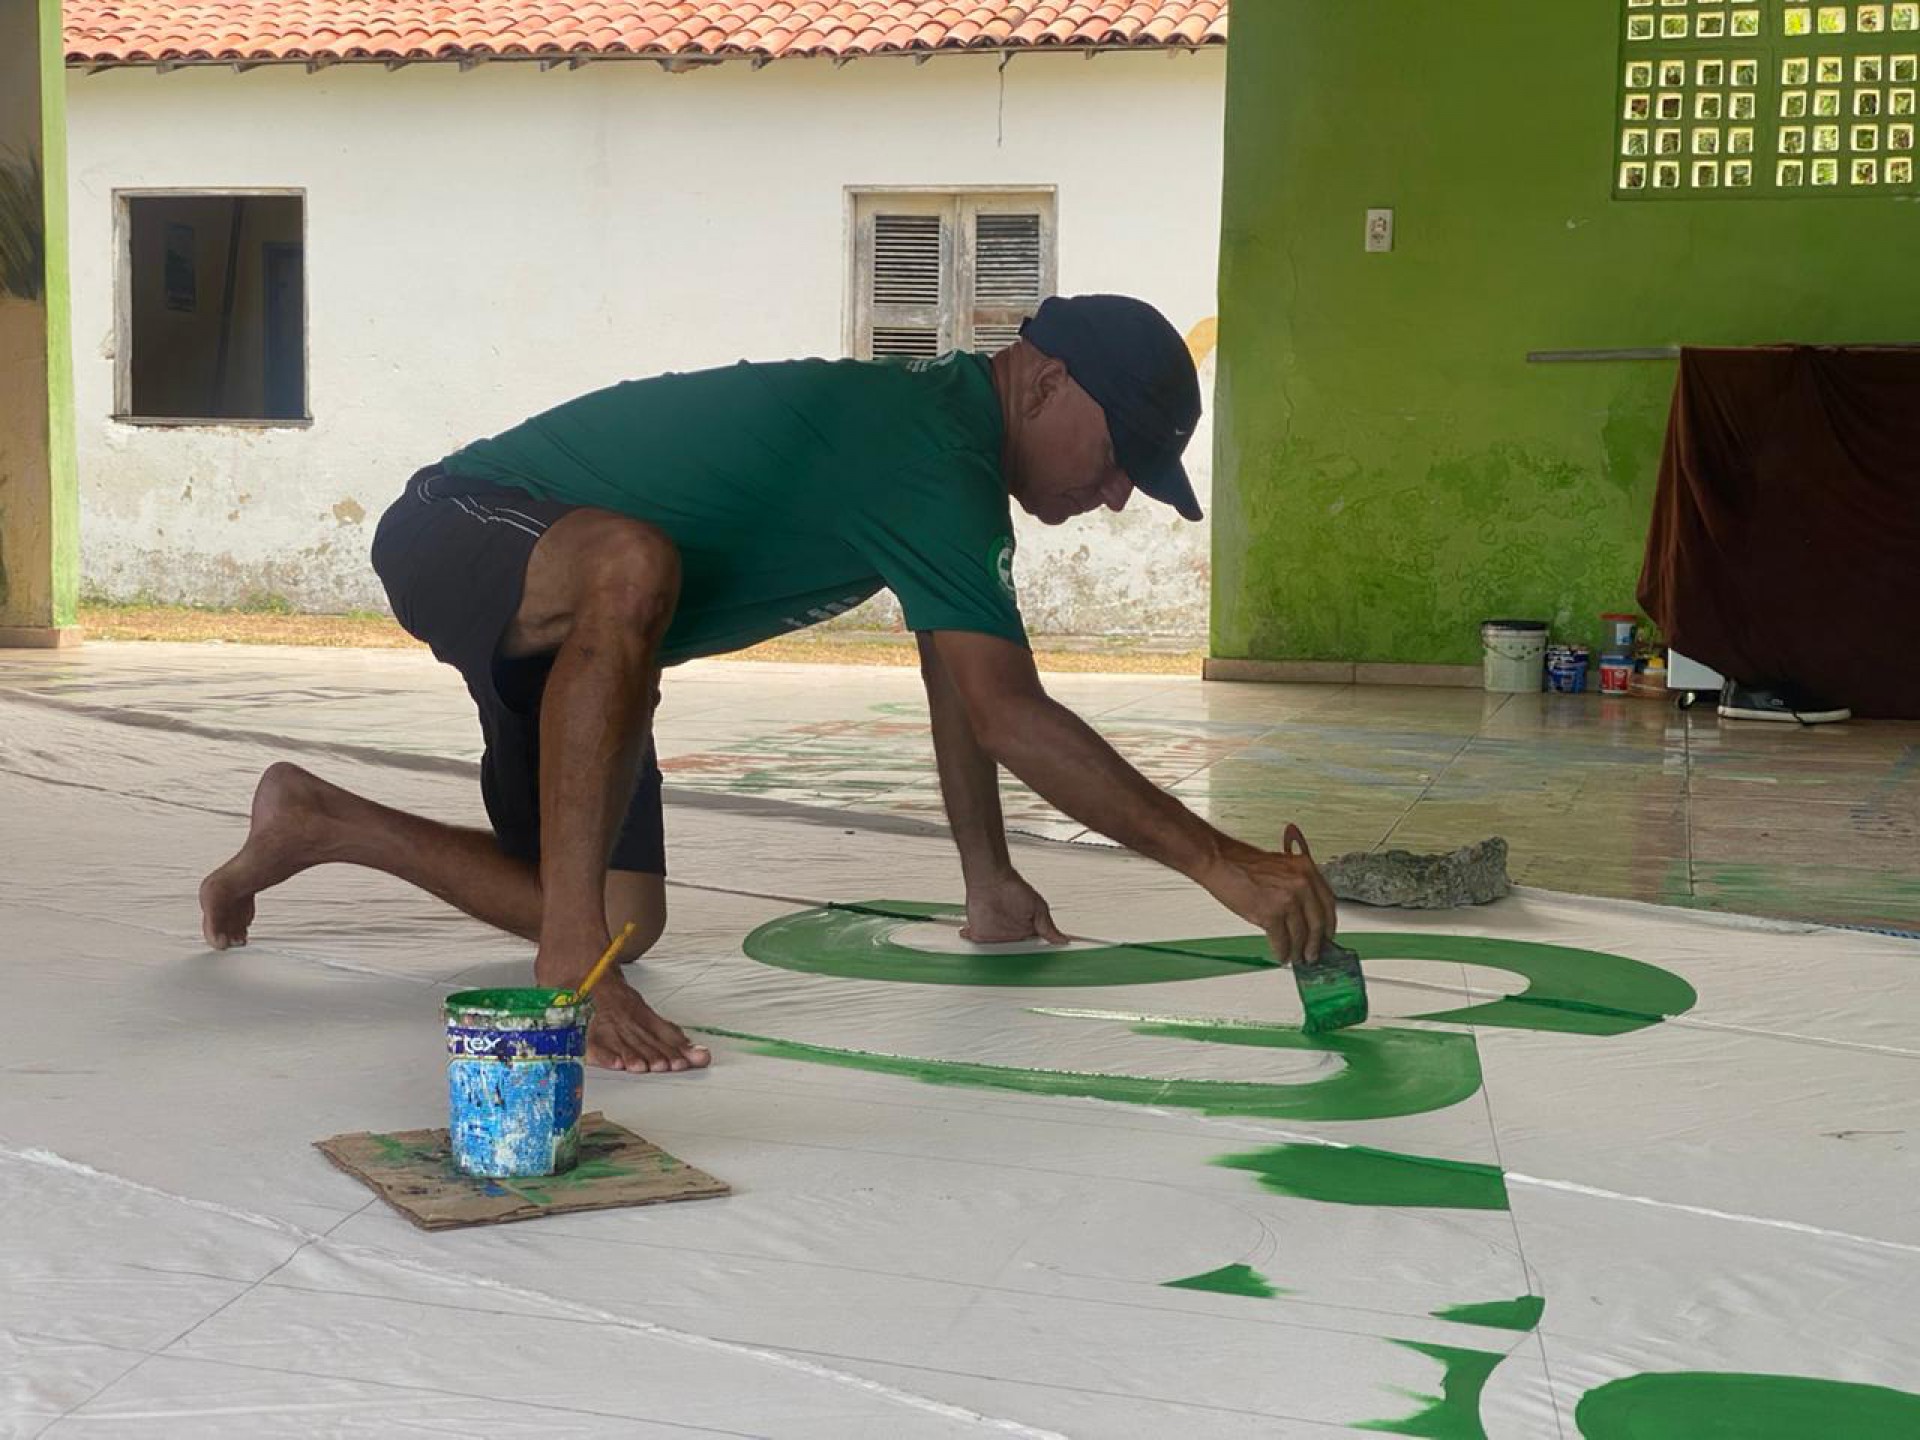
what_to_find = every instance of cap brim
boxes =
[1128,453,1204,523]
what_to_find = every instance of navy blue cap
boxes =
[1018,294,1204,522]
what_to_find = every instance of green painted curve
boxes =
[698,1018,1482,1122]
[742,901,1697,1035]
[1215,1144,1510,1210]
[1349,933,1698,1036]
[742,901,1276,988]
[1574,1372,1920,1438]
[1356,1341,1508,1439]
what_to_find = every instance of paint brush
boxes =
[1294,940,1369,1035]
[554,921,635,1007]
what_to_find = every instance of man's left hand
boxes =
[963,871,1070,945]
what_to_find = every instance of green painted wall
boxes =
[1213,1,1920,666]
[41,0,77,626]
[0,0,78,634]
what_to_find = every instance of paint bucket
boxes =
[1545,644,1590,693]
[1601,613,1639,651]
[1480,620,1548,693]
[1598,652,1635,695]
[445,988,590,1179]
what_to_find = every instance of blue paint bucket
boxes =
[1545,644,1590,693]
[444,988,590,1179]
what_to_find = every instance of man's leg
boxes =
[198,762,666,960]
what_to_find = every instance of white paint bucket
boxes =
[1480,621,1548,693]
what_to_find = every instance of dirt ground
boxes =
[76,605,1204,676]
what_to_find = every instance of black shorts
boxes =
[370,466,665,875]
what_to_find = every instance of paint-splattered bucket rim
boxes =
[445,987,589,1023]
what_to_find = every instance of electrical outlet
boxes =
[1365,209,1394,253]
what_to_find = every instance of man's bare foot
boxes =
[199,762,338,950]
[538,960,710,1074]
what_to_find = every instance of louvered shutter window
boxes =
[868,213,947,358]
[852,192,1055,361]
[966,211,1045,355]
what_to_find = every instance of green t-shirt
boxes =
[440,352,1026,666]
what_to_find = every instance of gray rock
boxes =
[1321,837,1511,909]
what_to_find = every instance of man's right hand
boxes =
[536,943,711,1073]
[1195,823,1339,967]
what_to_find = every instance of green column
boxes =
[0,0,81,648]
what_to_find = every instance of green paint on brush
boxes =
[1162,1263,1292,1299]
[1574,1372,1920,1438]
[1430,1296,1544,1332]
[1355,1341,1507,1439]
[701,1016,1481,1121]
[1216,1144,1509,1210]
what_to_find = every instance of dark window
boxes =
[126,194,306,421]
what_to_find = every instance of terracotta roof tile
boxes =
[65,2,1227,66]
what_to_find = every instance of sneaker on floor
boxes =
[1717,680,1852,724]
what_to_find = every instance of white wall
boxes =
[63,50,1224,635]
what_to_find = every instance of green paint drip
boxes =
[700,1018,1480,1122]
[1575,1372,1920,1438]
[742,902,1699,1038]
[1355,1341,1506,1439]
[503,1155,638,1207]
[1163,1263,1291,1299]
[1430,1296,1544,1332]
[1215,1144,1509,1210]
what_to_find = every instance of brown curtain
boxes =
[1637,345,1920,719]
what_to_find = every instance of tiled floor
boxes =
[2,640,1915,931]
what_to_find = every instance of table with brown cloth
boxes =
[1637,344,1920,719]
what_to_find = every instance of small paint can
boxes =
[445,988,590,1179]
[1598,652,1634,695]
[1545,644,1589,693]
[1601,612,1639,651]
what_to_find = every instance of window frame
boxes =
[113,186,312,428]
[843,185,1058,361]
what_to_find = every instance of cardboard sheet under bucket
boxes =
[316,1112,729,1230]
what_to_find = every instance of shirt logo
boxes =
[990,536,1017,599]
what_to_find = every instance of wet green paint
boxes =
[1215,1144,1509,1210]
[444,986,577,1016]
[1343,933,1697,1036]
[1163,1262,1291,1299]
[743,903,1698,1037]
[1121,1013,1482,1120]
[701,1015,1481,1122]
[743,901,1276,988]
[1355,1341,1506,1439]
[1430,1296,1544,1332]
[1574,1372,1920,1438]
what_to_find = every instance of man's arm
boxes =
[917,632,1068,944]
[926,629,1338,965]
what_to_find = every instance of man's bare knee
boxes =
[578,521,680,633]
[509,511,680,656]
